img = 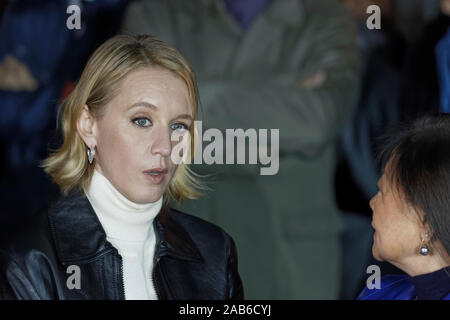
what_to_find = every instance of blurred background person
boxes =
[394,0,440,42]
[122,0,360,299]
[398,0,450,121]
[358,114,450,300]
[336,0,406,299]
[0,0,128,235]
[435,4,450,113]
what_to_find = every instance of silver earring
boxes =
[87,147,95,164]
[419,234,432,256]
[419,244,430,256]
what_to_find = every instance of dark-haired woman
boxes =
[358,114,450,300]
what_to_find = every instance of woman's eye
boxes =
[171,122,189,131]
[133,118,151,127]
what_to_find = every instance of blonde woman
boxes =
[0,34,244,300]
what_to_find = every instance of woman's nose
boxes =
[369,195,376,211]
[151,127,172,157]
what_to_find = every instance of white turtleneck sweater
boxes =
[85,169,163,300]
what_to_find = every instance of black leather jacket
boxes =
[0,191,244,300]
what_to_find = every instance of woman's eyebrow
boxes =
[128,103,193,120]
[175,114,193,121]
[128,101,158,110]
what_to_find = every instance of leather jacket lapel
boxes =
[155,207,203,263]
[47,191,203,265]
[47,191,113,265]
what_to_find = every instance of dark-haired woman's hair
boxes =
[378,113,450,259]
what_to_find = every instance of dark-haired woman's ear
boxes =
[77,104,98,149]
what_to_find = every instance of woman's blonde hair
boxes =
[41,34,203,204]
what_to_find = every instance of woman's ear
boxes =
[419,217,434,240]
[77,104,98,148]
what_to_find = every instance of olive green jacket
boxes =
[122,0,360,299]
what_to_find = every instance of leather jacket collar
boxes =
[47,191,203,265]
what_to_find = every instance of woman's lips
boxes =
[143,168,168,185]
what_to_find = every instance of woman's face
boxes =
[369,161,423,265]
[441,0,450,16]
[87,67,193,203]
